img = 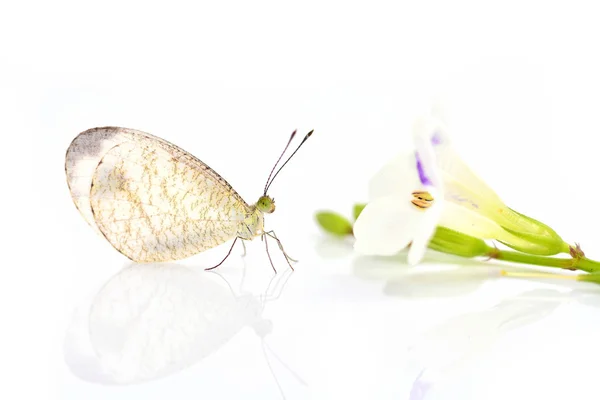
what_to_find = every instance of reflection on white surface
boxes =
[354,250,564,298]
[314,235,355,260]
[64,263,294,387]
[350,248,600,399]
[353,251,506,298]
[58,240,600,399]
[406,288,569,400]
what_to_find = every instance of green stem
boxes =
[489,248,600,274]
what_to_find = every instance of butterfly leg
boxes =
[264,230,297,270]
[264,233,278,274]
[205,237,239,271]
[265,230,298,262]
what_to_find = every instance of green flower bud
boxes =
[428,227,490,258]
[496,208,568,256]
[315,211,353,237]
[353,203,366,221]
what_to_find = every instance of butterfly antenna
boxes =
[264,130,297,195]
[265,129,313,194]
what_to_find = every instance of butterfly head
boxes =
[257,195,276,214]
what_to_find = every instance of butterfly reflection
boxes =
[63,263,298,393]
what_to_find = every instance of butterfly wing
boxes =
[65,127,251,262]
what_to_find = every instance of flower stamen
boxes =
[411,191,434,210]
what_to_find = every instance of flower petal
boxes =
[430,102,452,146]
[436,146,503,210]
[354,194,422,256]
[407,199,443,265]
[438,201,506,239]
[413,116,443,192]
[435,138,563,245]
[423,108,506,219]
[424,116,521,231]
[435,147,536,235]
[438,201,541,249]
[368,151,420,201]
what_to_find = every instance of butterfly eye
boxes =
[257,195,275,213]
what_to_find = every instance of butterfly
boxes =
[65,126,312,271]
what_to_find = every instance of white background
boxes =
[3,1,600,399]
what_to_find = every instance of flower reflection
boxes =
[349,251,600,399]
[64,263,293,386]
[407,289,570,400]
[352,250,509,298]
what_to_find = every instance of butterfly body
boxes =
[237,205,266,241]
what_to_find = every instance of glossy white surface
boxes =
[58,246,600,400]
[4,1,600,399]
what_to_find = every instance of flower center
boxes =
[411,190,434,210]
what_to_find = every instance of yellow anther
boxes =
[411,191,434,210]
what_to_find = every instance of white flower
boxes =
[353,110,537,265]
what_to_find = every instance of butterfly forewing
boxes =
[66,127,251,262]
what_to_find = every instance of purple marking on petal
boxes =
[450,193,480,209]
[415,153,433,186]
[431,130,442,146]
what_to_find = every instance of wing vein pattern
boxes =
[65,127,250,262]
